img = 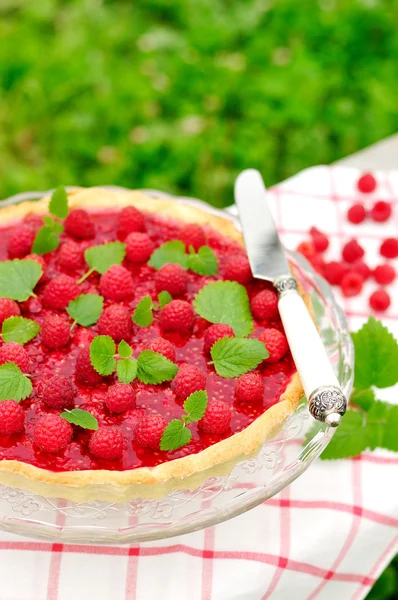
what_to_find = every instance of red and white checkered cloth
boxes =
[0,166,397,600]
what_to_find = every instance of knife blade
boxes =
[234,169,291,282]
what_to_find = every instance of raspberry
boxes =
[117,206,145,239]
[0,342,31,373]
[159,300,194,333]
[296,241,316,260]
[373,264,396,285]
[0,298,20,326]
[99,265,134,302]
[180,224,207,251]
[235,372,264,403]
[97,305,132,342]
[106,383,136,413]
[42,274,80,309]
[348,260,371,281]
[144,337,176,362]
[309,227,329,253]
[64,209,95,240]
[41,314,70,349]
[370,201,392,223]
[357,172,377,193]
[24,254,46,283]
[342,239,365,263]
[258,329,288,363]
[89,426,124,460]
[75,347,103,386]
[203,323,235,354]
[23,213,44,232]
[155,263,188,296]
[323,261,348,285]
[172,364,206,399]
[42,375,75,409]
[134,414,166,450]
[380,238,398,259]
[251,289,279,321]
[0,400,25,435]
[347,203,366,225]
[33,414,73,453]
[369,289,390,312]
[7,224,35,258]
[340,272,364,298]
[223,255,252,284]
[58,241,83,271]
[125,232,154,263]
[199,399,231,435]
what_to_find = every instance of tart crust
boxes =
[0,187,304,502]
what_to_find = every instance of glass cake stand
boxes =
[0,188,354,544]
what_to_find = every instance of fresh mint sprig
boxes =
[160,390,208,451]
[32,186,69,254]
[0,259,43,301]
[78,241,126,283]
[1,316,40,345]
[148,239,218,276]
[0,363,32,402]
[132,292,173,327]
[210,337,268,378]
[61,408,99,430]
[66,293,104,328]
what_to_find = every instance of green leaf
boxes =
[116,358,137,383]
[0,363,32,401]
[118,340,132,358]
[352,317,398,389]
[319,410,370,460]
[366,400,391,450]
[160,419,192,451]
[136,350,178,384]
[84,241,126,275]
[382,405,398,452]
[158,290,172,307]
[132,296,153,327]
[32,225,61,255]
[188,246,218,276]
[61,408,98,430]
[90,335,116,376]
[211,337,268,378]
[49,185,68,219]
[66,294,104,327]
[0,259,43,301]
[193,280,253,337]
[183,390,208,423]
[350,388,375,412]
[148,240,188,270]
[1,316,40,345]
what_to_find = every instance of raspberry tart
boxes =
[0,187,304,502]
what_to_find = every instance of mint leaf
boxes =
[0,363,32,401]
[383,405,398,452]
[66,294,104,327]
[158,290,172,307]
[1,316,40,345]
[82,241,126,281]
[90,335,116,375]
[193,280,253,337]
[0,259,43,301]
[148,240,188,270]
[49,185,68,219]
[32,218,62,255]
[188,246,218,276]
[160,419,192,451]
[116,358,137,383]
[183,390,208,423]
[61,408,98,430]
[211,337,268,378]
[350,388,375,412]
[118,340,132,358]
[320,411,370,460]
[352,317,398,389]
[366,400,391,450]
[44,216,63,234]
[137,350,178,384]
[132,296,153,327]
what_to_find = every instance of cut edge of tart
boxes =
[0,187,304,503]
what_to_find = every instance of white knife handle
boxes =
[275,276,347,426]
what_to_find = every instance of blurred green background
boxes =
[0,1,397,595]
[0,0,398,207]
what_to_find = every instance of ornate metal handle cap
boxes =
[308,386,347,427]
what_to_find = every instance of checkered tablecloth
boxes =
[0,166,397,600]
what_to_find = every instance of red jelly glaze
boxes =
[0,210,295,472]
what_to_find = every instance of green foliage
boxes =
[0,1,397,206]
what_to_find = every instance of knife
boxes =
[234,169,347,427]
